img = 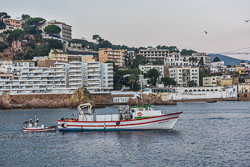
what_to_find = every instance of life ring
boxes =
[116,121,120,125]
[137,112,142,117]
[62,123,68,128]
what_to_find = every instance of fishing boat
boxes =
[57,103,183,131]
[23,116,56,132]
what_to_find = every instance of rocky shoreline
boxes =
[0,87,247,109]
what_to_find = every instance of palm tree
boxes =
[129,74,137,90]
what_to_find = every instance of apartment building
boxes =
[0,58,113,94]
[83,62,113,92]
[0,62,69,94]
[203,76,220,87]
[138,48,169,63]
[188,53,211,66]
[41,20,72,41]
[68,61,84,89]
[220,75,233,86]
[164,53,190,67]
[210,61,226,73]
[48,20,72,41]
[0,59,12,73]
[98,48,126,67]
[2,18,22,31]
[203,75,233,87]
[169,67,199,86]
[139,64,165,77]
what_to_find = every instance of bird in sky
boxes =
[204,31,208,34]
[245,20,249,23]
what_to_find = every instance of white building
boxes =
[0,62,70,94]
[210,61,226,73]
[68,61,84,89]
[169,66,199,86]
[139,48,169,63]
[42,20,72,41]
[188,53,211,66]
[139,64,165,77]
[170,86,237,100]
[0,60,113,94]
[0,60,12,74]
[164,53,190,67]
[83,62,113,92]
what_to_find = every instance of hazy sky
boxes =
[1,0,250,59]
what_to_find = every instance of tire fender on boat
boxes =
[116,121,120,125]
[137,112,142,117]
[62,123,68,128]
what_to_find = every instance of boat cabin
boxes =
[76,103,163,122]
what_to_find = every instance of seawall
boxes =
[0,93,113,109]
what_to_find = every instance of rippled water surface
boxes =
[0,101,250,167]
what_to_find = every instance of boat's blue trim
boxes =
[58,128,141,132]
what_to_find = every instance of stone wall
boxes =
[238,93,250,101]
[0,89,113,109]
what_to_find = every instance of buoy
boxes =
[137,112,142,117]
[62,123,68,128]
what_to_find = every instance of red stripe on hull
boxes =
[58,116,179,128]
[57,112,183,124]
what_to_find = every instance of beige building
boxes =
[203,76,220,87]
[47,20,72,41]
[203,75,233,87]
[99,48,126,67]
[220,78,233,86]
[2,18,22,31]
[238,83,250,93]
[139,48,169,63]
[49,49,68,62]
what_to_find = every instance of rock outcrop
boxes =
[70,87,93,107]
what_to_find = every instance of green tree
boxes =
[189,57,198,66]
[161,77,176,86]
[0,20,5,30]
[44,25,61,36]
[152,60,164,65]
[21,14,30,21]
[25,17,45,26]
[0,12,10,19]
[198,57,204,66]
[129,73,137,90]
[146,68,160,86]
[132,55,146,68]
[213,57,221,62]
[7,29,25,43]
[24,17,45,35]
[187,80,197,87]
[25,43,50,59]
[0,42,8,52]
[47,39,63,49]
[180,49,197,55]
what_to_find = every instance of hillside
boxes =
[209,54,249,66]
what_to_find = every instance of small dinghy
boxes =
[23,116,56,132]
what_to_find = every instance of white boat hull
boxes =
[23,126,56,132]
[57,112,182,131]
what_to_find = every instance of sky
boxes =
[1,0,250,60]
